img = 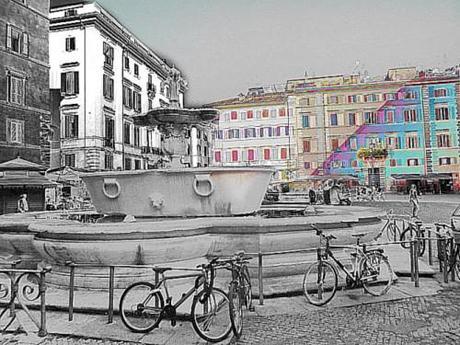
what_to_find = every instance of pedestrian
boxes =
[409,184,420,219]
[17,194,29,213]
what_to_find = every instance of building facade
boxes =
[49,0,190,170]
[209,91,295,181]
[0,0,51,165]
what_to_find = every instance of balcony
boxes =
[141,146,161,155]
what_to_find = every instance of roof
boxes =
[207,92,288,108]
[0,157,48,172]
[50,0,89,8]
[0,176,56,188]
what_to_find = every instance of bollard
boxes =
[258,253,264,305]
[428,228,433,266]
[413,238,420,287]
[442,238,449,283]
[409,239,415,281]
[108,266,115,324]
[38,269,47,337]
[68,264,75,321]
[450,238,455,282]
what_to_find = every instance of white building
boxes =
[209,90,296,181]
[49,0,186,170]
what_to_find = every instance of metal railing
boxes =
[0,260,51,337]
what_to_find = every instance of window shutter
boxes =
[66,37,70,51]
[70,37,75,50]
[103,75,106,97]
[18,78,24,104]
[60,73,66,93]
[74,72,79,94]
[6,24,12,49]
[22,32,28,55]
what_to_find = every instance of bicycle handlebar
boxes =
[434,222,453,229]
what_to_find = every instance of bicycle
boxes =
[373,209,402,242]
[434,222,460,280]
[399,219,426,257]
[119,259,232,343]
[226,252,253,339]
[303,225,394,306]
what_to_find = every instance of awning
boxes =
[0,157,47,172]
[0,177,57,188]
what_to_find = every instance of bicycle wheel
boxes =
[303,261,337,306]
[385,222,400,242]
[191,287,232,343]
[119,282,164,333]
[400,227,426,256]
[447,245,460,280]
[228,281,243,338]
[241,265,253,310]
[360,252,393,296]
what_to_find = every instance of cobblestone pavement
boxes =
[231,287,460,345]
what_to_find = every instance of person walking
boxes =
[409,184,420,219]
[17,194,29,213]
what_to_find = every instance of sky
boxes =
[97,0,460,106]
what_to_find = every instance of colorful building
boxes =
[209,89,295,181]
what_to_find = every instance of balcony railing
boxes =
[141,146,161,155]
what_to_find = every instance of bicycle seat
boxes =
[152,267,171,273]
[351,232,369,238]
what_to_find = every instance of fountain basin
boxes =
[80,167,273,217]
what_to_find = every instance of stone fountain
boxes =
[0,67,385,291]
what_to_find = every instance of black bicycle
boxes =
[119,259,232,343]
[434,222,460,280]
[400,219,426,257]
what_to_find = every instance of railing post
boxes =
[409,238,415,281]
[258,252,264,305]
[108,266,115,324]
[428,228,433,266]
[38,268,48,337]
[413,238,420,287]
[436,227,442,272]
[9,262,17,319]
[450,238,455,282]
[442,238,449,283]
[67,262,75,321]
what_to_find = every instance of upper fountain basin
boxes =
[133,107,218,126]
[80,167,274,217]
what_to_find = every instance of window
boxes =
[124,56,130,70]
[104,152,113,170]
[348,113,356,126]
[134,127,140,147]
[299,98,309,106]
[434,89,447,97]
[404,91,417,99]
[64,154,75,167]
[65,37,76,51]
[147,74,154,93]
[404,109,417,122]
[364,111,378,124]
[259,128,264,137]
[64,9,77,17]
[437,133,450,147]
[301,114,310,128]
[63,114,78,138]
[103,42,114,68]
[123,86,132,108]
[214,151,221,163]
[255,110,262,119]
[104,116,114,147]
[247,149,255,161]
[6,25,28,56]
[407,158,419,166]
[304,162,311,169]
[240,111,246,120]
[435,107,449,120]
[285,126,289,135]
[351,160,358,168]
[349,137,357,150]
[134,159,141,170]
[230,111,237,120]
[133,91,141,112]
[103,75,114,100]
[263,148,271,160]
[7,75,25,105]
[390,159,397,167]
[267,127,273,137]
[124,158,132,170]
[328,96,339,104]
[244,128,256,138]
[231,150,238,162]
[364,94,378,102]
[331,138,339,151]
[386,136,400,149]
[330,113,338,126]
[384,93,396,101]
[6,119,24,144]
[347,95,358,103]
[61,71,79,96]
[134,64,139,77]
[247,110,253,119]
[406,134,419,149]
[439,157,455,165]
[262,109,269,118]
[148,99,152,110]
[278,108,286,117]
[124,122,131,144]
[386,111,394,123]
[270,109,277,118]
[303,140,311,153]
[280,147,287,159]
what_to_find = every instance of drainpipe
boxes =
[121,47,125,170]
[81,19,87,168]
